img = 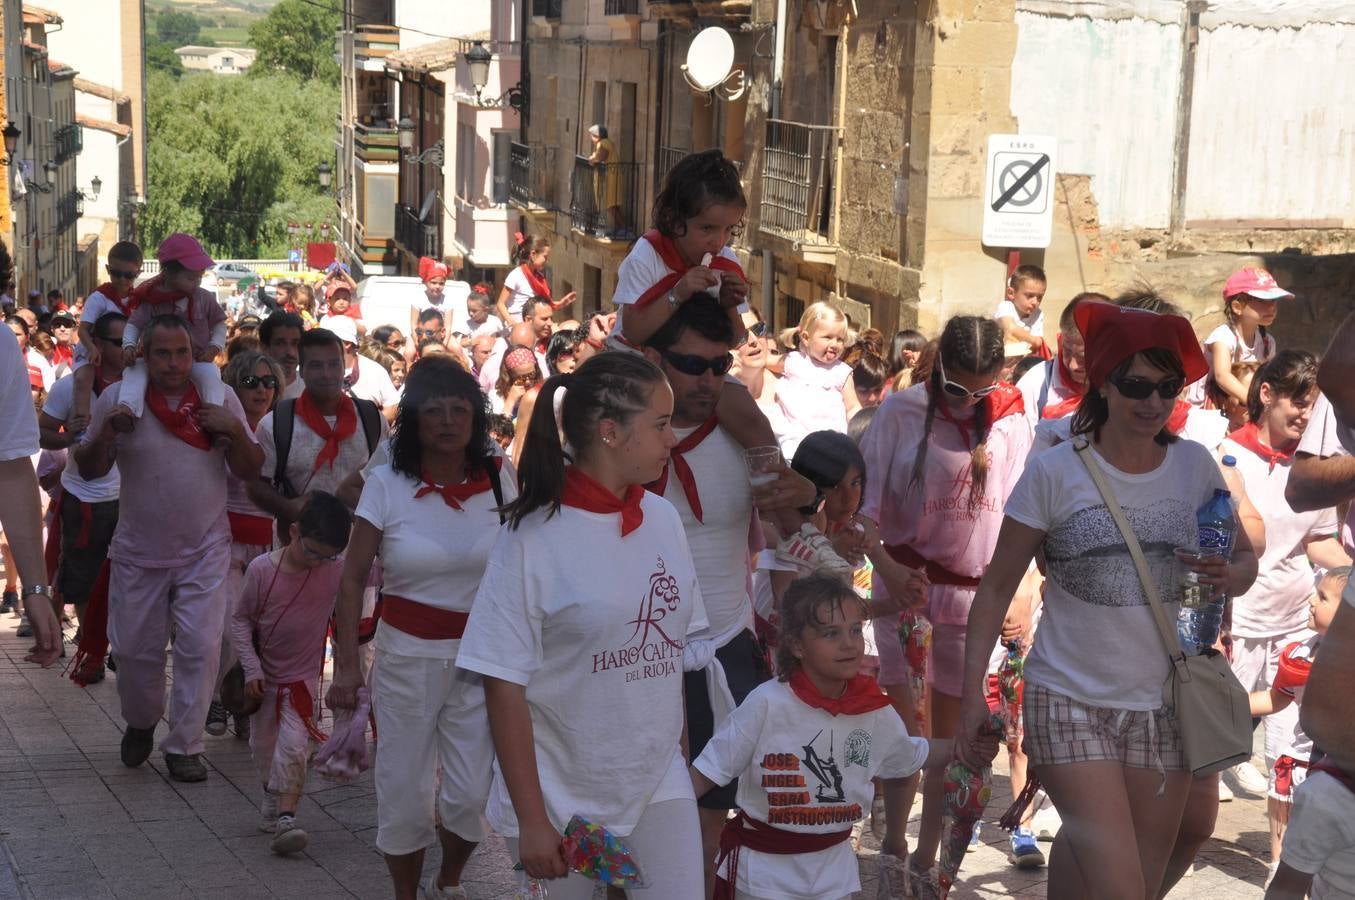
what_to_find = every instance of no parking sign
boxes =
[982,134,1057,249]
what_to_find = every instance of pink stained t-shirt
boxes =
[859,383,1033,624]
[126,286,227,355]
[87,380,256,568]
[231,550,343,686]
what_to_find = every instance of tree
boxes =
[144,70,339,258]
[145,40,184,79]
[156,10,205,47]
[248,0,341,85]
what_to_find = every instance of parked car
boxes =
[214,262,254,280]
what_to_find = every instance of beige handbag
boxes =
[1074,440,1252,776]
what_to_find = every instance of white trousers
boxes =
[250,678,320,803]
[371,651,494,855]
[506,798,704,900]
[108,540,231,756]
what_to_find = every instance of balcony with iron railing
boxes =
[54,124,82,163]
[758,118,841,261]
[395,203,440,259]
[570,156,641,241]
[509,141,559,211]
[57,189,81,231]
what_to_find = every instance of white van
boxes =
[355,276,470,337]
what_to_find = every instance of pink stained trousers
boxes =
[108,539,232,756]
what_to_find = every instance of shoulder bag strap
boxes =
[1073,440,1186,667]
[273,398,297,497]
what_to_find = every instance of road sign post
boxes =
[982,134,1057,250]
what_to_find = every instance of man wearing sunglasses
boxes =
[68,242,145,426]
[35,312,129,681]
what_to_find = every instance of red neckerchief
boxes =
[145,382,211,451]
[536,338,549,355]
[1166,399,1191,436]
[51,343,73,367]
[561,466,644,536]
[931,382,1024,446]
[414,458,502,510]
[646,415,718,523]
[632,230,747,308]
[129,274,196,323]
[520,263,551,301]
[789,669,891,716]
[1228,422,1295,472]
[1041,335,1088,419]
[296,390,357,471]
[94,283,133,315]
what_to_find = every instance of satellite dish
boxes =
[683,27,735,93]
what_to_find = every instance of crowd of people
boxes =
[1,147,1354,900]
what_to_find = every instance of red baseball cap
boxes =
[1223,267,1293,301]
[156,233,215,271]
[1075,303,1208,391]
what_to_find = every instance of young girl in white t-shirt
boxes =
[775,302,861,456]
[458,352,706,900]
[1205,266,1291,405]
[497,234,576,324]
[691,573,995,900]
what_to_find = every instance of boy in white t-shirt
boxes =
[692,574,996,900]
[994,265,1048,357]
[69,242,142,429]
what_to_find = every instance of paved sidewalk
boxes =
[0,612,1270,899]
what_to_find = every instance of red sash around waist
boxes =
[379,594,469,641]
[228,512,274,547]
[713,811,851,900]
[885,543,981,588]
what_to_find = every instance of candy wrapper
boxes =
[996,640,1024,745]
[560,815,648,888]
[935,714,1004,898]
[899,612,932,733]
[312,686,371,783]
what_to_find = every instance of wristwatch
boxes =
[666,289,680,311]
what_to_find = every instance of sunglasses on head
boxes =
[239,374,279,390]
[660,348,734,377]
[1109,374,1184,400]
[938,360,998,400]
[107,267,141,280]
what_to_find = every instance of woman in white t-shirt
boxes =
[327,356,516,900]
[458,352,706,899]
[956,302,1260,900]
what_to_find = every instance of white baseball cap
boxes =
[319,315,358,345]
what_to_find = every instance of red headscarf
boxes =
[418,256,450,283]
[1075,304,1208,391]
[561,466,645,536]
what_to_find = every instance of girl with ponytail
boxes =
[857,314,1033,889]
[497,234,577,325]
[458,352,706,898]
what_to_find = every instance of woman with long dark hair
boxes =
[857,315,1033,889]
[327,355,514,900]
[957,303,1259,898]
[458,352,705,899]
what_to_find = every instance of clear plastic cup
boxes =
[744,445,782,487]
[1174,547,1214,608]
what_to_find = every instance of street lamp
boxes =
[465,41,527,111]
[1,123,19,165]
[287,221,299,238]
[317,161,332,190]
[90,176,102,200]
[43,160,57,186]
[397,117,415,151]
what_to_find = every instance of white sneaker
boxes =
[269,814,307,855]
[419,877,469,900]
[775,523,854,579]
[1218,777,1234,802]
[1030,803,1062,841]
[1229,760,1269,795]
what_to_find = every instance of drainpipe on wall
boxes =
[1169,1,1206,238]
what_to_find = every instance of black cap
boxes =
[237,314,262,328]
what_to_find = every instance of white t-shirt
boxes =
[775,351,851,457]
[499,267,538,322]
[73,289,131,369]
[458,494,708,837]
[1220,436,1336,639]
[1015,358,1076,428]
[454,313,505,341]
[1282,769,1355,896]
[348,355,400,409]
[1296,393,1355,558]
[1,326,40,462]
[1031,405,1229,458]
[411,280,470,322]
[1005,440,1226,709]
[1204,323,1275,365]
[42,375,119,503]
[258,398,388,499]
[356,461,516,659]
[611,240,744,335]
[995,299,1044,339]
[26,347,55,391]
[658,422,754,647]
[693,679,929,900]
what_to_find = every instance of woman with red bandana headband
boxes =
[957,302,1260,900]
[459,352,707,899]
[857,315,1033,891]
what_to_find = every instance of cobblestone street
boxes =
[0,615,1270,899]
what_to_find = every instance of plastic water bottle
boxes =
[1176,457,1238,655]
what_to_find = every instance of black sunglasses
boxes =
[239,374,279,390]
[415,328,441,339]
[1110,374,1184,400]
[660,348,734,377]
[107,268,141,280]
